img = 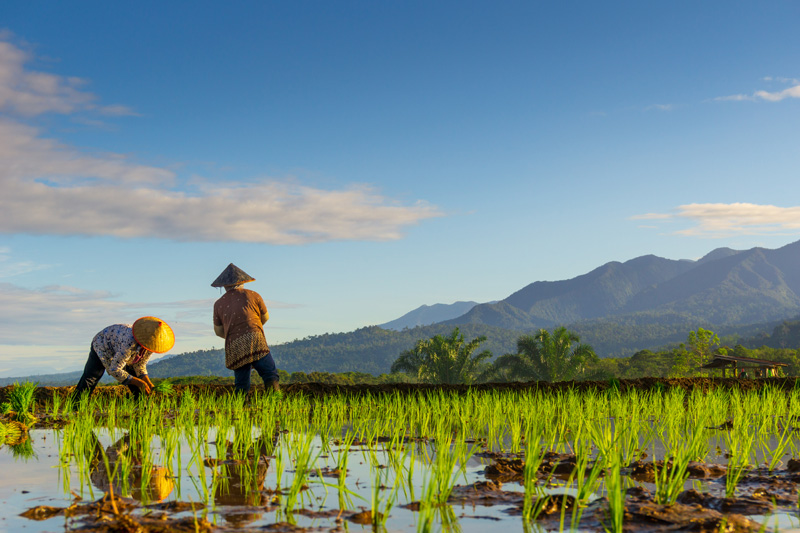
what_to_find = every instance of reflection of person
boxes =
[88,434,174,503]
[72,317,175,401]
[212,264,280,393]
[213,433,276,525]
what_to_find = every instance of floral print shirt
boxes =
[91,324,151,383]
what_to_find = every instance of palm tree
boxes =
[489,327,597,382]
[390,328,492,384]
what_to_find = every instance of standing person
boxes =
[72,317,175,400]
[212,263,280,393]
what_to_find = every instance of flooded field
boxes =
[3,379,800,532]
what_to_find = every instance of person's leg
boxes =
[72,346,106,403]
[234,363,253,393]
[251,353,280,392]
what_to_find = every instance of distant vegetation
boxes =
[4,319,800,387]
[163,321,800,385]
[4,241,800,386]
[390,327,492,384]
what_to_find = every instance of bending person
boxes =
[212,263,280,393]
[72,317,175,401]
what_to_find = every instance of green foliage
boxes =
[390,328,492,384]
[152,380,175,395]
[668,328,722,377]
[1,381,38,423]
[140,325,519,380]
[687,327,720,367]
[487,327,598,382]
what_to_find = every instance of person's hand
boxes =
[143,375,155,389]
[129,377,152,395]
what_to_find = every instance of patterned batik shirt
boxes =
[91,324,152,383]
[213,288,270,370]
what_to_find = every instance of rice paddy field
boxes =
[3,378,800,532]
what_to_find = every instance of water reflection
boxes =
[85,432,175,503]
[210,433,276,526]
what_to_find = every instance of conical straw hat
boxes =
[132,317,175,353]
[211,263,255,288]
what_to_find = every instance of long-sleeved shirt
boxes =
[213,287,269,370]
[91,324,151,383]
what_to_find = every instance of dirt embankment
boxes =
[2,377,798,407]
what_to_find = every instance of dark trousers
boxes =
[234,352,279,392]
[72,345,142,402]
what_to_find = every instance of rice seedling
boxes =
[602,450,625,533]
[370,458,400,529]
[725,420,756,498]
[764,420,794,472]
[152,379,175,395]
[284,432,319,514]
[2,381,38,424]
[653,414,708,505]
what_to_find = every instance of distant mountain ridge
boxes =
[3,240,800,386]
[443,241,800,331]
[379,301,480,330]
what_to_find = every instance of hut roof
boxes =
[701,354,788,369]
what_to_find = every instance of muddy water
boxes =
[3,427,800,532]
[1,429,512,533]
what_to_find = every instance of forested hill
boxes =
[131,316,800,379]
[147,323,523,378]
[4,317,798,386]
[742,320,800,350]
[444,240,800,331]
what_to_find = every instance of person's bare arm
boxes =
[261,309,269,325]
[214,324,225,338]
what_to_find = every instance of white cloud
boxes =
[716,78,800,103]
[645,104,673,111]
[630,213,671,220]
[0,38,442,244]
[753,85,800,102]
[633,203,800,238]
[0,282,213,352]
[0,253,51,278]
[0,40,91,115]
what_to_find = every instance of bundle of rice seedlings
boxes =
[153,380,175,396]
[3,420,29,446]
[4,382,38,424]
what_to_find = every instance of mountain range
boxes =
[3,240,800,385]
[443,240,800,330]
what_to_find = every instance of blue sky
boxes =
[1,1,800,377]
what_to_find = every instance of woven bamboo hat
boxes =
[211,263,255,288]
[132,317,175,354]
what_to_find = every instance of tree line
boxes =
[387,324,800,384]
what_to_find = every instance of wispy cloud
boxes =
[632,203,800,237]
[0,282,219,346]
[0,37,442,244]
[716,77,800,103]
[645,104,673,111]
[0,281,302,376]
[0,39,135,116]
[0,247,51,278]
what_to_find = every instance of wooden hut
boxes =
[701,354,787,378]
